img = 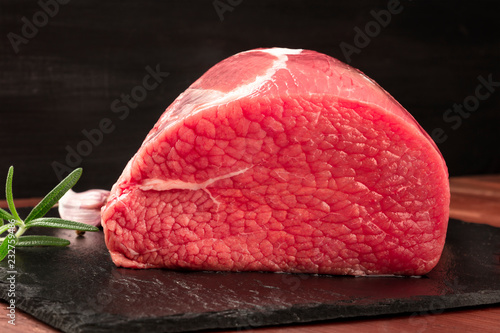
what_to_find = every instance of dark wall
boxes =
[1,0,499,197]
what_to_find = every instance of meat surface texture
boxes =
[101,48,450,276]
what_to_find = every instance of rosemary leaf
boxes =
[0,235,16,261]
[6,166,21,222]
[26,217,99,231]
[0,224,13,236]
[16,235,70,247]
[0,237,8,261]
[24,168,82,223]
[0,207,15,222]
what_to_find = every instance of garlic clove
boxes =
[58,189,110,227]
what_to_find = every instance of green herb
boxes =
[0,167,98,261]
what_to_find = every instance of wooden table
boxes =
[1,175,499,332]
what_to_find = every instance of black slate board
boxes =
[1,211,499,333]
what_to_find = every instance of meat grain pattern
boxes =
[101,48,450,276]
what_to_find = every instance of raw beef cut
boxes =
[101,48,450,276]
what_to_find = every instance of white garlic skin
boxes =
[58,189,110,227]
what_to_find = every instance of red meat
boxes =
[101,48,450,276]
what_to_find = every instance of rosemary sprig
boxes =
[0,167,98,261]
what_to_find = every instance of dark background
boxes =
[1,0,499,198]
